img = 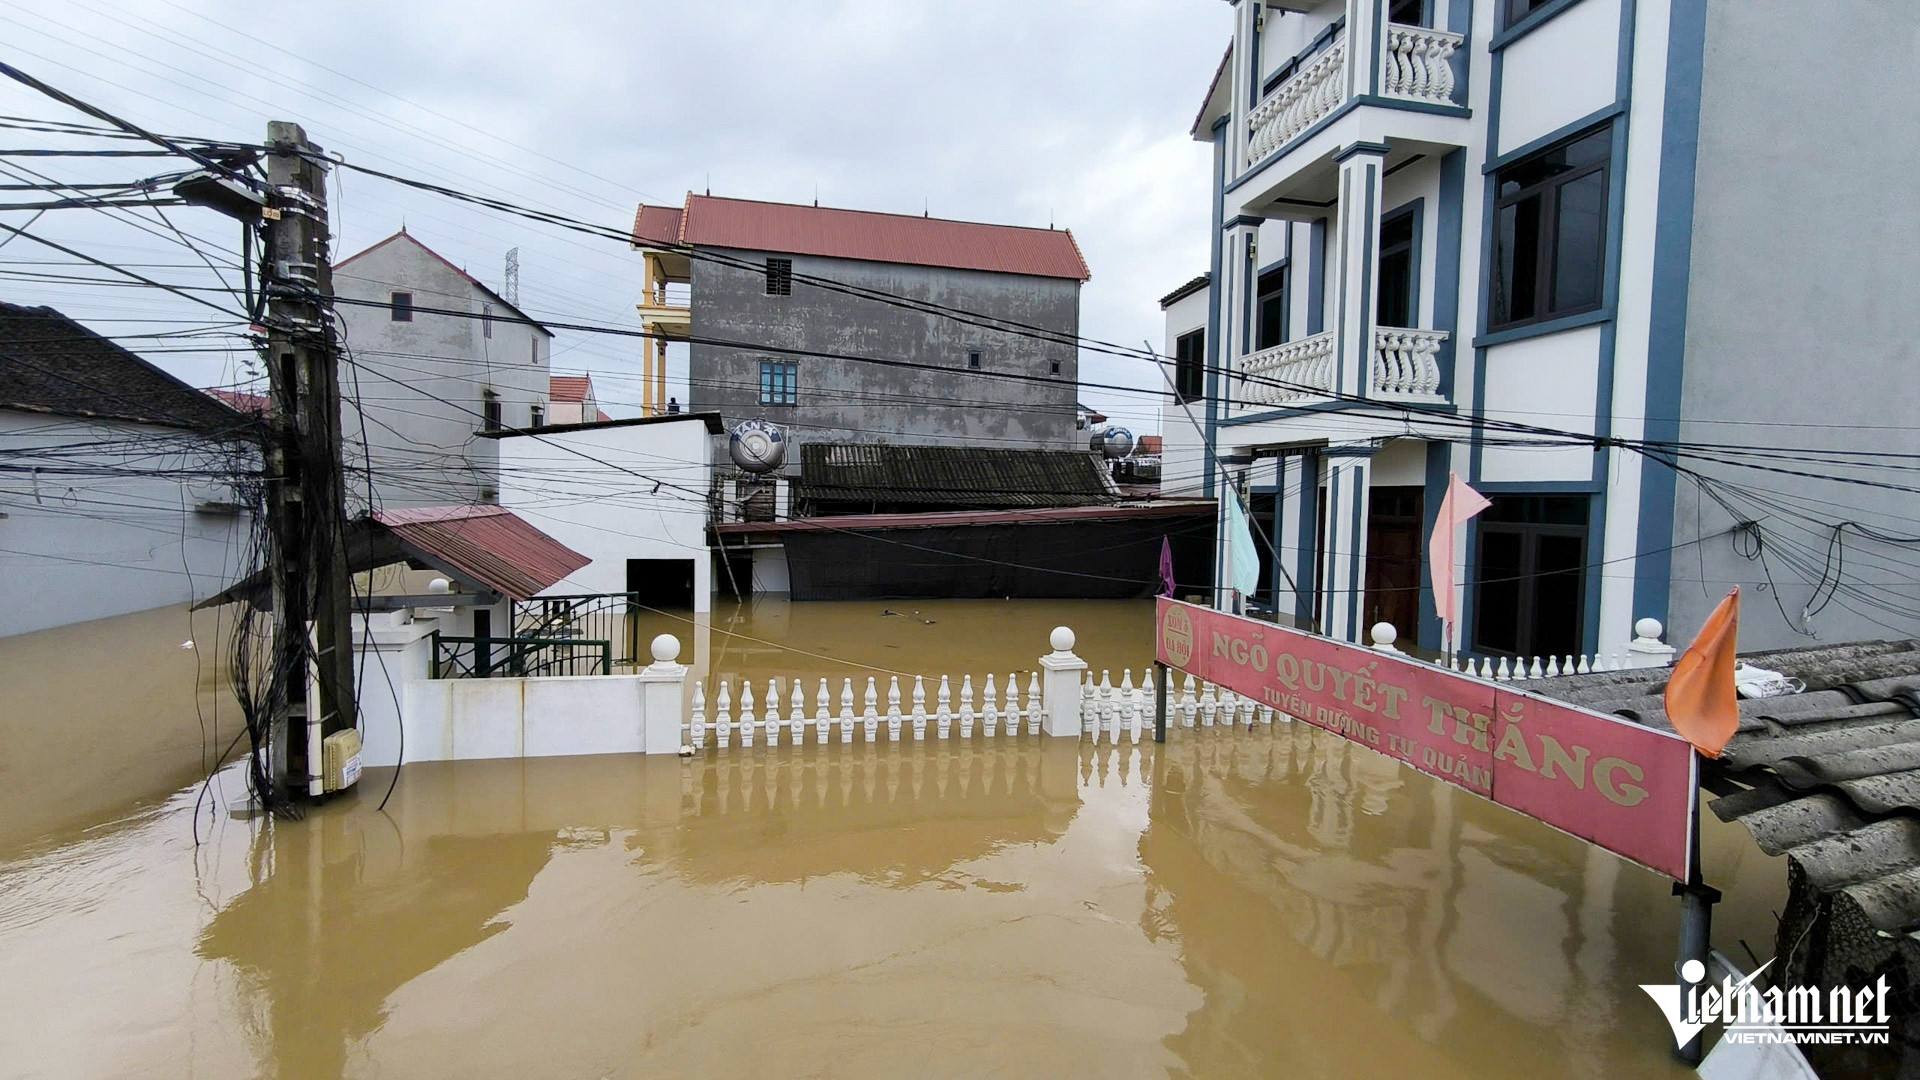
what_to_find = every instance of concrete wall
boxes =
[688,249,1080,466]
[494,417,713,611]
[1160,284,1210,497]
[1665,0,1920,650]
[335,234,551,508]
[0,410,255,637]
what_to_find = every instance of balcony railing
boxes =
[1241,331,1336,406]
[1381,25,1463,105]
[1372,327,1446,399]
[1248,33,1347,164]
[1247,22,1464,168]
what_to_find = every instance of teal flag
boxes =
[1224,490,1260,597]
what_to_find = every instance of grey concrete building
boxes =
[630,195,1089,471]
[334,230,553,509]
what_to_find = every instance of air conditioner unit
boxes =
[322,729,363,792]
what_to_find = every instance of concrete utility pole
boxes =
[261,121,355,800]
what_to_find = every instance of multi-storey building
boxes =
[630,194,1089,470]
[334,230,554,508]
[1169,0,1920,657]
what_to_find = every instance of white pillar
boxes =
[1625,618,1676,669]
[1332,140,1388,401]
[639,633,689,754]
[353,610,434,769]
[1319,445,1374,643]
[1038,626,1087,739]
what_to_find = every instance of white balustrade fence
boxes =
[687,670,1047,751]
[1247,34,1347,164]
[1381,24,1463,105]
[1242,332,1336,406]
[1368,618,1677,682]
[1372,327,1446,398]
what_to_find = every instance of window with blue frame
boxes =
[759,360,797,406]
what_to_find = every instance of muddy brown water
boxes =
[0,598,1787,1077]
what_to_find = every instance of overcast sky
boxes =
[0,0,1227,434]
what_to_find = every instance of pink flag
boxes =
[1429,472,1492,630]
[1158,536,1177,598]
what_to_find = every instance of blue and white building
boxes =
[1166,0,1920,657]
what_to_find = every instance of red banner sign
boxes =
[1157,599,1695,880]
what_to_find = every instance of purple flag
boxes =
[1158,536,1176,597]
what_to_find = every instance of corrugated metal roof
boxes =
[549,375,592,403]
[630,194,1091,281]
[797,442,1120,510]
[1538,640,1920,935]
[372,505,590,601]
[1,302,250,432]
[630,203,685,247]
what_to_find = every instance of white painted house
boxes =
[490,412,721,612]
[1171,0,1920,657]
[0,302,256,637]
[334,229,554,510]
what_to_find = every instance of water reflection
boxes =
[2,721,1774,1077]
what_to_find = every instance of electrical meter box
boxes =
[322,729,363,792]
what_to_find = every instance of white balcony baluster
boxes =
[1382,24,1463,105]
[1370,327,1446,399]
[1247,34,1347,166]
[1241,330,1336,407]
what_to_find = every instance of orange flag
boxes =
[1664,588,1741,757]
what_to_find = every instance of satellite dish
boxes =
[1090,426,1135,459]
[729,419,787,474]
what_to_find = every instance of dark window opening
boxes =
[483,302,493,338]
[1389,0,1430,27]
[765,257,792,296]
[1249,493,1277,606]
[759,360,797,406]
[1472,495,1589,659]
[1491,126,1610,330]
[1255,267,1288,351]
[1174,328,1205,404]
[530,405,545,428]
[1050,359,1061,375]
[482,396,502,432]
[967,350,981,370]
[1377,210,1416,328]
[627,558,695,609]
[1502,0,1551,29]
[390,291,412,321]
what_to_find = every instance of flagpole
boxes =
[1672,750,1719,1066]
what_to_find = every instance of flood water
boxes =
[0,598,1788,1077]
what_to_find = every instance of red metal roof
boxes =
[549,374,593,403]
[204,388,270,416]
[373,505,590,601]
[630,194,1090,281]
[630,204,685,247]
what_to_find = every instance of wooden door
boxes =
[1363,486,1423,644]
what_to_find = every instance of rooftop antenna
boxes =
[923,197,929,218]
[705,172,711,197]
[813,183,819,208]
[503,247,520,305]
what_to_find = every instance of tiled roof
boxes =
[334,230,554,336]
[1191,43,1233,138]
[372,505,590,601]
[0,302,247,432]
[797,442,1120,510]
[1537,640,1920,936]
[549,375,592,403]
[1159,273,1210,309]
[630,194,1091,281]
